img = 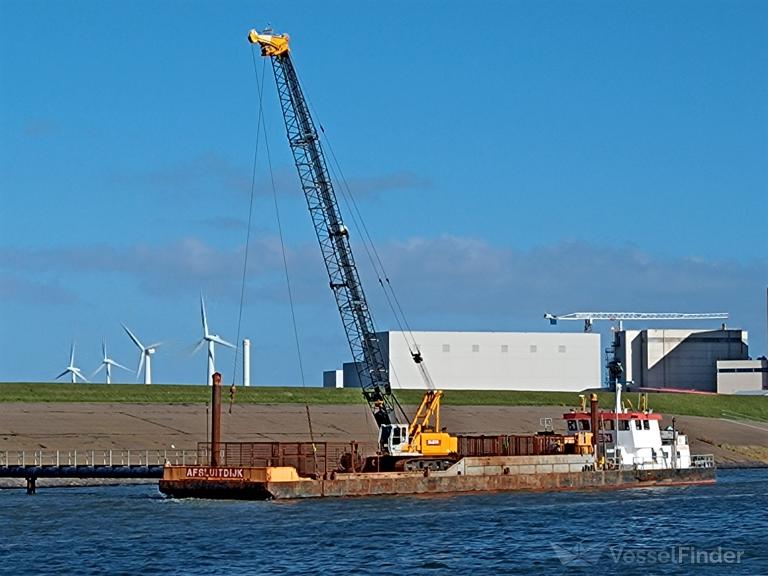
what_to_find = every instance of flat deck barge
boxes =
[159,446,715,500]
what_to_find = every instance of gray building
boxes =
[614,328,749,392]
[335,331,600,392]
[322,369,344,388]
[716,359,768,394]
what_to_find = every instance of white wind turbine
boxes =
[92,339,130,384]
[56,342,89,383]
[194,294,235,385]
[122,324,161,385]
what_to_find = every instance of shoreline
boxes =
[2,402,767,468]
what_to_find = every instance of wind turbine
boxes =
[92,339,130,384]
[194,294,235,385]
[56,342,89,383]
[122,324,161,385]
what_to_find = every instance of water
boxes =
[1,469,766,575]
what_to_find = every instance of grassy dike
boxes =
[1,383,766,422]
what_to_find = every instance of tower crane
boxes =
[544,312,729,333]
[248,29,457,467]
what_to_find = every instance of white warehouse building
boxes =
[324,331,600,392]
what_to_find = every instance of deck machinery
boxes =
[248,29,457,470]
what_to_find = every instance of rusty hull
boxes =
[158,456,716,500]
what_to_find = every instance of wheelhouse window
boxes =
[634,420,642,430]
[643,420,650,430]
[619,420,630,431]
[567,420,578,432]
[579,420,591,431]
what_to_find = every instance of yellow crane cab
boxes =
[378,390,459,457]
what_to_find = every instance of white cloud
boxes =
[2,235,765,347]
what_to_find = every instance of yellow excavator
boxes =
[249,29,457,469]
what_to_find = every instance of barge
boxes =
[159,382,715,500]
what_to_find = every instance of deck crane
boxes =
[544,312,730,333]
[248,29,457,466]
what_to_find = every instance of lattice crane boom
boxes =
[544,312,729,332]
[248,29,399,428]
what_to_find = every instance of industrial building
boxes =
[613,328,749,392]
[716,358,768,394]
[324,331,600,392]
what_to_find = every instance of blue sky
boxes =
[1,1,766,385]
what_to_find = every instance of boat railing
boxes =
[197,441,370,477]
[691,454,716,468]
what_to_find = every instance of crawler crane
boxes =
[248,29,457,470]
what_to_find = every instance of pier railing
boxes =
[0,449,199,468]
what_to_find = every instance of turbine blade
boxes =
[211,336,235,349]
[122,323,144,350]
[72,368,89,383]
[92,364,105,377]
[192,339,206,355]
[147,342,163,350]
[102,338,107,360]
[69,342,75,365]
[113,361,130,371]
[137,352,145,379]
[56,369,69,380]
[200,294,209,337]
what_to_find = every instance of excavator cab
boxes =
[378,424,410,456]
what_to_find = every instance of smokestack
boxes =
[243,338,251,387]
[590,393,599,449]
[210,371,222,467]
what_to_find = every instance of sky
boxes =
[1,0,766,386]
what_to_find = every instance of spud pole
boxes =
[211,372,222,467]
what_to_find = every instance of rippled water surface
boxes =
[1,469,766,575]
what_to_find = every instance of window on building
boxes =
[558,345,567,353]
[442,344,450,353]
[501,344,509,353]
[472,344,480,353]
[530,345,537,353]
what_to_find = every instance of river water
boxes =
[1,468,766,575]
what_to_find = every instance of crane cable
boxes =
[288,57,425,363]
[250,46,318,475]
[290,55,434,415]
[296,67,431,393]
[319,132,432,407]
[228,47,266,401]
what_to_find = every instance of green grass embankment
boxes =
[1,383,766,422]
